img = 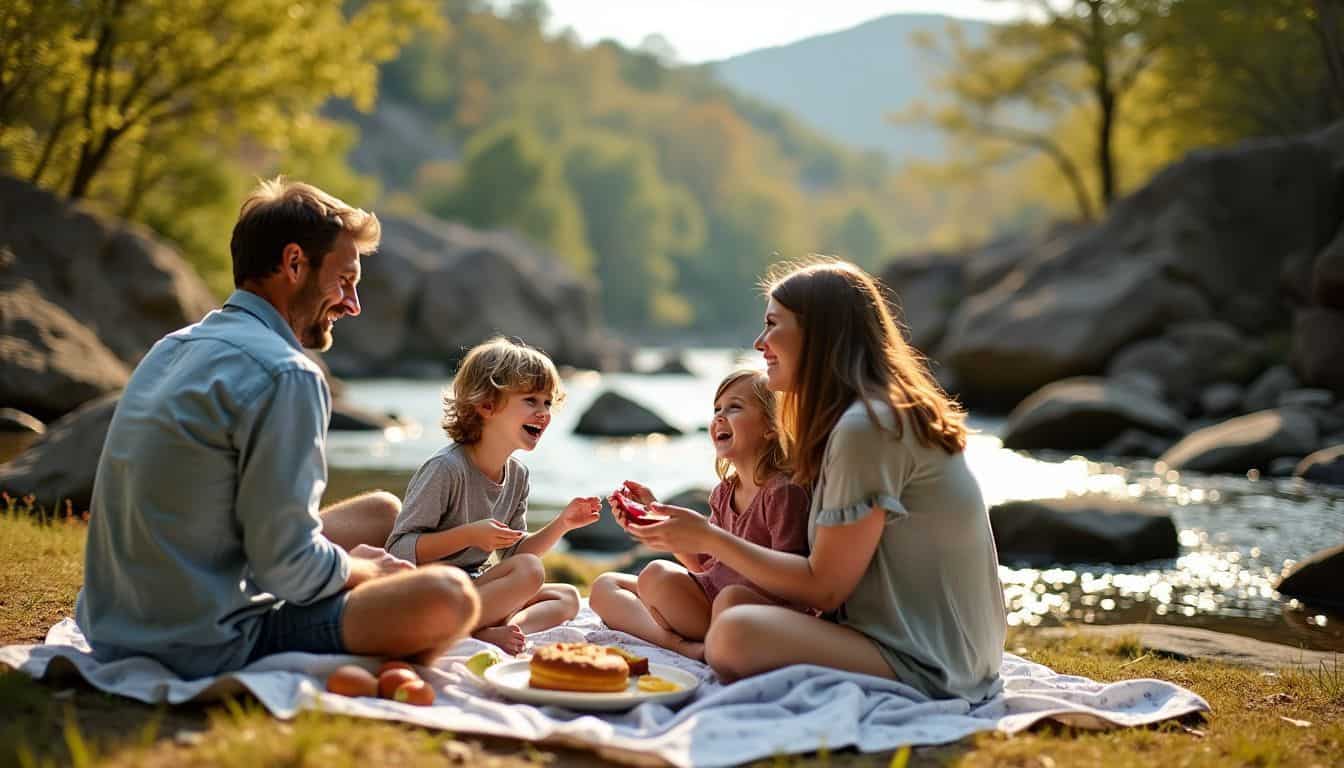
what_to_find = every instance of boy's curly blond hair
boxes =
[442,337,564,444]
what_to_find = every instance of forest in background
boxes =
[2,0,1341,338]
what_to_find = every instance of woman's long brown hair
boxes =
[766,258,967,486]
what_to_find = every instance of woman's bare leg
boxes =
[508,582,580,634]
[589,572,707,660]
[319,490,401,551]
[710,584,776,623]
[637,560,712,640]
[470,554,545,653]
[705,605,896,683]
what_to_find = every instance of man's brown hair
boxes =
[230,177,381,287]
[765,258,968,487]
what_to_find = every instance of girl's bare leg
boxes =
[705,605,897,683]
[470,554,545,653]
[508,582,580,634]
[589,572,707,660]
[637,560,712,640]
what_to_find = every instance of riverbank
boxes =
[3,505,1343,767]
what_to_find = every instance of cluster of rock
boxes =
[882,124,1344,485]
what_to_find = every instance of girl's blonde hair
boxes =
[713,369,790,486]
[764,258,967,486]
[441,337,564,444]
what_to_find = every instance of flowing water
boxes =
[328,349,1344,652]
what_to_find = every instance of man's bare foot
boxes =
[474,624,526,654]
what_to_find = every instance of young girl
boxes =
[589,369,811,660]
[386,337,601,654]
[627,260,1006,702]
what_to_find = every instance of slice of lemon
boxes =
[636,675,680,693]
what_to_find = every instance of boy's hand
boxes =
[467,519,525,550]
[560,496,601,529]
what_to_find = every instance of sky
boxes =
[533,1,1026,63]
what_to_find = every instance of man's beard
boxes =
[293,278,334,351]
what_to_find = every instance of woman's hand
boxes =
[560,496,601,529]
[619,480,656,506]
[626,503,714,554]
[467,519,525,550]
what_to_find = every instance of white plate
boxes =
[482,659,699,711]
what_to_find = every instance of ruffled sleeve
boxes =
[814,409,912,527]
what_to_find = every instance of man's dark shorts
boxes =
[247,591,350,662]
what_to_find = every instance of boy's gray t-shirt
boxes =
[386,443,529,571]
[810,400,1006,702]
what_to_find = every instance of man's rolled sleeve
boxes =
[235,370,349,604]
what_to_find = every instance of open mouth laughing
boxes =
[522,423,545,439]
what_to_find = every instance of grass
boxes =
[3,504,1343,767]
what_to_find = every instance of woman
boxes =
[629,259,1005,701]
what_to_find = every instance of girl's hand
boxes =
[626,503,713,553]
[468,519,525,550]
[619,480,656,506]
[560,496,601,529]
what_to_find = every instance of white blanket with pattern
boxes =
[0,607,1209,767]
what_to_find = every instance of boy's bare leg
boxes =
[637,560,712,640]
[320,491,400,552]
[710,584,776,623]
[341,564,480,664]
[469,554,545,653]
[705,605,896,683]
[589,572,706,660]
[508,582,580,635]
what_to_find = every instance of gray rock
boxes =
[1278,388,1334,411]
[646,352,693,376]
[0,394,118,513]
[0,409,43,434]
[1159,409,1320,474]
[562,498,635,553]
[0,176,216,367]
[1200,382,1244,417]
[1243,366,1300,413]
[1312,222,1344,309]
[1109,370,1165,400]
[1276,543,1344,611]
[574,391,682,438]
[0,281,129,421]
[1166,321,1264,385]
[1106,338,1188,404]
[329,401,406,431]
[1293,306,1344,395]
[880,250,966,352]
[1002,377,1186,451]
[1102,429,1175,459]
[664,487,712,516]
[1295,445,1344,486]
[989,497,1179,565]
[1032,624,1340,671]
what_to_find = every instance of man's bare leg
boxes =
[340,564,480,665]
[320,490,400,552]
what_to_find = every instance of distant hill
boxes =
[709,13,990,163]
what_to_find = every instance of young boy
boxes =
[386,337,600,654]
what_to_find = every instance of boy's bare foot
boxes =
[474,623,526,655]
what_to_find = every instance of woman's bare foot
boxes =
[675,639,706,662]
[474,623,526,654]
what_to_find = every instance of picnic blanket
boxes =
[0,605,1209,767]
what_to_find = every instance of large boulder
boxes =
[0,394,119,513]
[0,281,129,421]
[879,250,965,352]
[1158,409,1320,474]
[1293,306,1344,396]
[0,408,44,464]
[0,175,216,366]
[989,498,1179,565]
[1242,365,1300,413]
[326,213,619,376]
[562,498,635,553]
[1312,222,1344,309]
[574,392,682,438]
[1106,322,1262,410]
[937,133,1341,408]
[1276,543,1344,610]
[1294,445,1344,486]
[1001,377,1186,452]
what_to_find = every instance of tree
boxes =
[901,0,1164,220]
[0,0,436,201]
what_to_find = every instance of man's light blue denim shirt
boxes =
[75,290,351,678]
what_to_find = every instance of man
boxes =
[76,178,479,678]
